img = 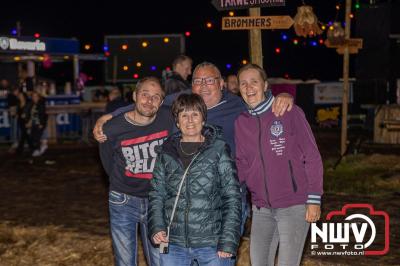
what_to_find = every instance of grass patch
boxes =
[324,154,400,195]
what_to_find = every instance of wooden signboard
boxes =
[222,16,294,30]
[325,38,363,54]
[211,1,287,73]
[212,0,285,11]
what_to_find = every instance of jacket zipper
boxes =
[183,153,200,248]
[288,160,298,192]
[185,175,190,248]
[256,115,271,207]
[165,142,202,248]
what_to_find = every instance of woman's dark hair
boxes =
[171,94,207,124]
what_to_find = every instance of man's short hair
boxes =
[110,87,121,96]
[192,62,222,79]
[135,76,166,98]
[237,63,268,81]
[172,55,192,70]
[171,94,207,124]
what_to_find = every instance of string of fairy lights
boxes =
[8,0,364,77]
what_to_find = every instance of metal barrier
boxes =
[46,103,106,143]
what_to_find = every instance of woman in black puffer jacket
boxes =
[148,94,241,266]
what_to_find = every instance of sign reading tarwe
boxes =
[212,0,286,11]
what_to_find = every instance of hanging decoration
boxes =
[326,22,345,45]
[42,54,52,69]
[293,5,322,37]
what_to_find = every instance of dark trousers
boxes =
[17,122,33,154]
[31,125,44,150]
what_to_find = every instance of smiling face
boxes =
[133,80,163,118]
[238,68,268,108]
[177,109,204,141]
[191,65,224,109]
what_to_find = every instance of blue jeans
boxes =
[160,244,232,266]
[109,190,160,266]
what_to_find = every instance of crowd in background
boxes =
[1,78,48,157]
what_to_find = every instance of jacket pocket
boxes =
[288,160,298,192]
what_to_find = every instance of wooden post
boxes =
[112,55,118,84]
[47,113,57,144]
[73,55,79,89]
[248,8,263,67]
[16,21,23,79]
[340,0,352,156]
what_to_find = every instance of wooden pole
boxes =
[16,21,23,80]
[112,55,118,84]
[340,0,352,156]
[248,8,263,67]
[73,55,79,91]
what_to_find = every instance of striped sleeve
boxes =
[307,194,321,205]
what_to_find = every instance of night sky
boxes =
[1,0,398,82]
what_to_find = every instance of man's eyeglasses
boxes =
[192,77,220,86]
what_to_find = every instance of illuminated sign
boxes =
[0,37,46,52]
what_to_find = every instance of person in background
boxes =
[105,87,129,114]
[0,79,10,96]
[18,70,34,94]
[164,55,192,95]
[16,92,32,155]
[7,86,20,151]
[99,77,175,266]
[31,91,48,157]
[94,87,109,102]
[149,94,241,265]
[225,74,240,96]
[234,64,323,266]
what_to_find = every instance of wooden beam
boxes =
[340,0,352,156]
[248,8,263,67]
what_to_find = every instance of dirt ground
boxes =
[0,129,399,266]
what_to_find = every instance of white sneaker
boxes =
[11,142,18,149]
[32,149,41,157]
[39,144,48,155]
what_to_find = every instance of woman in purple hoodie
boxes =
[234,64,323,266]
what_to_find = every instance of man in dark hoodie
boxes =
[164,55,192,95]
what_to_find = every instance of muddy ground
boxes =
[0,128,399,265]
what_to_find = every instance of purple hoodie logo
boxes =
[270,120,283,137]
